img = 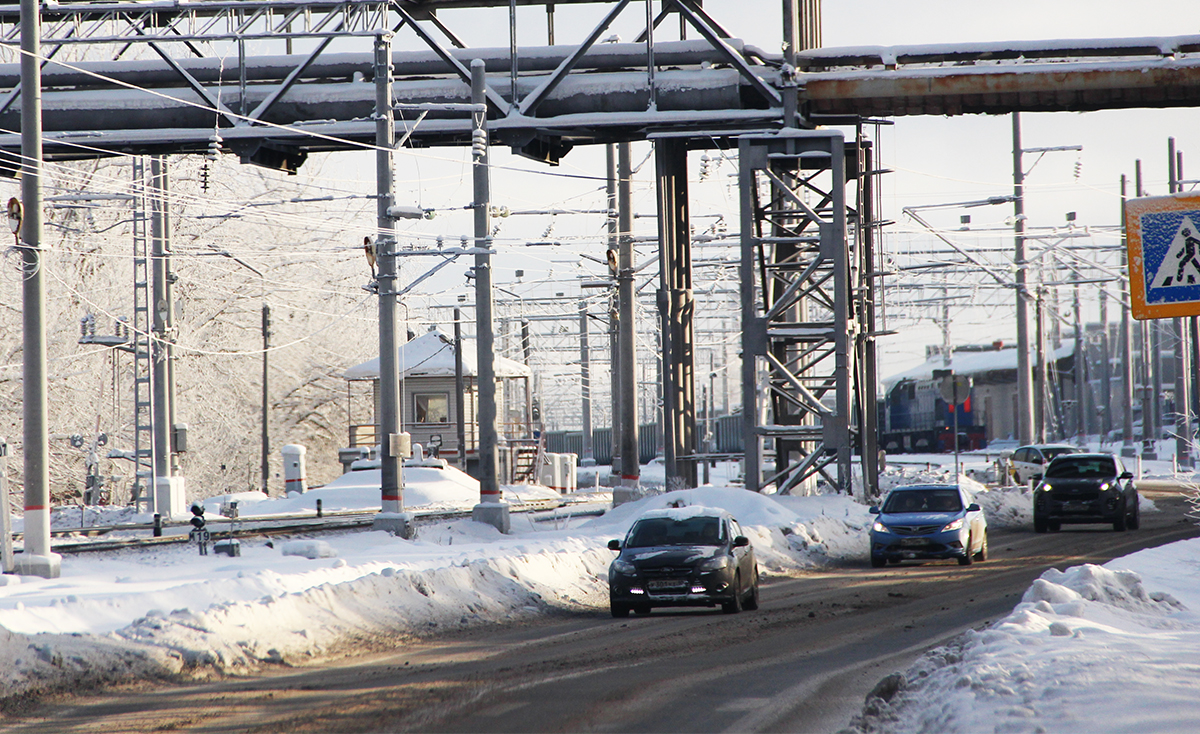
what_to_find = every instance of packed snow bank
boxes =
[846,539,1200,734]
[585,486,874,574]
[0,484,868,708]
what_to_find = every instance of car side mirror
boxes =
[868,506,880,514]
[607,539,621,551]
[967,503,981,512]
[1120,471,1134,480]
[733,536,750,548]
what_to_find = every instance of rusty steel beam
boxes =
[802,58,1200,117]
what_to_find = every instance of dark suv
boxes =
[607,508,758,617]
[1033,453,1139,532]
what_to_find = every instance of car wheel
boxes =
[722,572,744,614]
[634,604,652,615]
[611,602,630,618]
[976,532,988,562]
[1033,515,1048,533]
[1048,520,1061,532]
[1114,503,1128,532]
[958,533,974,566]
[870,554,887,568]
[1129,496,1141,530]
[743,568,760,611]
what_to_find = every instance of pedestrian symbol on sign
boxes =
[1149,216,1200,288]
[1126,193,1200,319]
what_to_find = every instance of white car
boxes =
[1009,444,1082,484]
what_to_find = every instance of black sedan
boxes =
[607,508,758,617]
[1033,453,1140,532]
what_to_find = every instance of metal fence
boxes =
[545,423,662,465]
[546,415,746,465]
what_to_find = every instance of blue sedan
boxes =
[868,484,988,568]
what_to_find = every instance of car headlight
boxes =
[698,556,730,571]
[1098,482,1111,492]
[872,520,888,533]
[941,518,964,532]
[1038,483,1053,492]
[612,560,637,575]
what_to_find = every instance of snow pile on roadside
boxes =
[587,486,874,573]
[873,464,1035,529]
[0,486,869,708]
[846,540,1200,734]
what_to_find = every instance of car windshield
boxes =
[1045,457,1116,478]
[882,489,962,514]
[626,517,723,547]
[1042,447,1080,461]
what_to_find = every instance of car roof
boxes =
[1019,443,1079,450]
[1048,452,1117,460]
[637,506,731,522]
[887,484,962,492]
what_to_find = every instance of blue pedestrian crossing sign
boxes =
[1126,193,1200,319]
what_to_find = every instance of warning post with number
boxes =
[1126,192,1200,320]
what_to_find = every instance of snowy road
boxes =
[3,489,1196,734]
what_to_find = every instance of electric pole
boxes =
[16,0,60,578]
[470,59,509,533]
[261,303,270,494]
[579,300,595,466]
[1012,113,1035,446]
[614,141,641,503]
[1120,175,1137,457]
[370,32,413,539]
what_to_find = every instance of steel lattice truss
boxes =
[0,0,786,165]
[739,129,879,495]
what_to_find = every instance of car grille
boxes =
[1050,490,1099,501]
[641,567,693,579]
[890,524,942,536]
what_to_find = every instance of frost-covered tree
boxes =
[1,150,391,507]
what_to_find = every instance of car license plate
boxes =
[648,579,688,590]
[900,538,928,547]
[1063,502,1089,512]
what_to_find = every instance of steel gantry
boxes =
[738,129,882,495]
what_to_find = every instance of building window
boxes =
[414,393,449,423]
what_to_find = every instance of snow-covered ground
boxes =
[0,452,1198,733]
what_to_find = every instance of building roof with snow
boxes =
[343,328,532,380]
[881,342,1075,390]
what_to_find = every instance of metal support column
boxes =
[1099,287,1112,440]
[1012,113,1035,446]
[615,142,641,498]
[454,307,467,470]
[857,136,881,497]
[0,439,12,574]
[1169,138,1192,469]
[606,144,622,479]
[371,32,413,538]
[1120,175,1137,457]
[579,300,595,467]
[16,0,59,578]
[149,155,182,519]
[655,137,696,489]
[261,303,270,493]
[470,59,509,532]
[1135,160,1159,459]
[1072,275,1085,443]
